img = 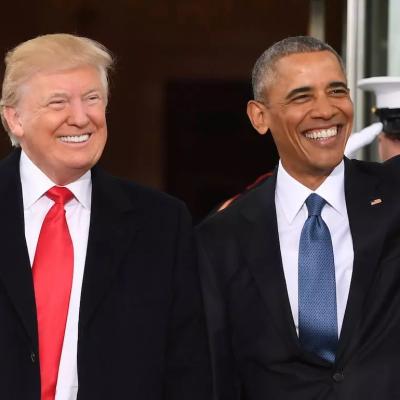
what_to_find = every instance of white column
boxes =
[346,0,366,134]
[388,0,400,76]
[309,0,326,40]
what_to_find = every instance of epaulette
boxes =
[217,171,273,212]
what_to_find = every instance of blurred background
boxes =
[0,0,396,222]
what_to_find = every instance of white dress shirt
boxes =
[275,160,354,337]
[20,151,91,400]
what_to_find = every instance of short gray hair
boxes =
[0,33,114,146]
[251,36,345,101]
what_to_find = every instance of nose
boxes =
[309,94,337,120]
[67,100,90,127]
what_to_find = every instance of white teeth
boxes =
[305,127,338,140]
[59,134,90,143]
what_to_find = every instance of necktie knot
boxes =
[306,193,326,216]
[46,186,73,205]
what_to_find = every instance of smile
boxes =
[59,134,91,143]
[304,126,338,140]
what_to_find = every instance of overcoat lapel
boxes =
[336,159,388,362]
[0,153,146,347]
[78,168,142,328]
[0,150,38,348]
[237,172,300,352]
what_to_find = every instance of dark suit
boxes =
[0,150,211,399]
[197,158,400,399]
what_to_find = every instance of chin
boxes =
[311,160,342,176]
[66,153,100,169]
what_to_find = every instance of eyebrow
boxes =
[328,81,349,90]
[285,81,349,101]
[47,92,68,99]
[285,86,312,101]
[41,92,69,104]
[83,88,103,96]
[45,88,103,100]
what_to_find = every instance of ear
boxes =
[246,100,270,135]
[2,106,24,138]
[377,132,386,161]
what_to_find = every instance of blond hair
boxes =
[0,33,114,146]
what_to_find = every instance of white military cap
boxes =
[358,76,400,137]
[358,76,400,109]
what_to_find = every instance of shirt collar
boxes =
[20,150,92,210]
[276,160,346,224]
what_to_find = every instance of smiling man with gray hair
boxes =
[198,36,400,400]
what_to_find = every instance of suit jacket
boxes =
[197,157,400,400]
[0,150,211,399]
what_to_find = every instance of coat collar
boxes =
[335,158,388,363]
[78,166,142,328]
[0,150,143,346]
[237,170,305,359]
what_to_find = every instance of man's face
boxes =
[248,51,353,189]
[5,65,107,185]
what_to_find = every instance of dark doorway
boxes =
[165,80,279,222]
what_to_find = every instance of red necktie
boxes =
[33,187,74,400]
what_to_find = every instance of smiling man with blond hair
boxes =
[0,33,211,400]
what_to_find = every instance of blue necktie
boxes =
[298,193,338,363]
